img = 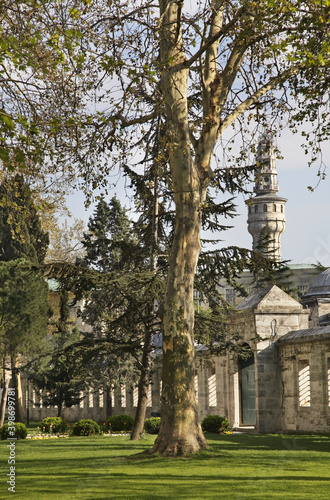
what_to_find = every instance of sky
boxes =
[66,128,330,267]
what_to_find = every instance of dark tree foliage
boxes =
[29,289,86,418]
[0,259,49,358]
[0,175,49,265]
[61,197,163,426]
[0,174,50,423]
[81,197,133,273]
[0,259,50,423]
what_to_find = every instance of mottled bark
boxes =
[150,0,219,456]
[151,192,209,455]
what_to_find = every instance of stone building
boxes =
[208,135,330,433]
[222,277,330,432]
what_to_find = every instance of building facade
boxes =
[21,274,330,434]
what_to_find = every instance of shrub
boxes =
[0,422,27,440]
[105,414,134,433]
[41,417,67,434]
[72,419,100,436]
[144,417,161,434]
[201,415,232,434]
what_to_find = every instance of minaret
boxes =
[247,133,287,261]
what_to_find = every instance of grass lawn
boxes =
[1,433,330,499]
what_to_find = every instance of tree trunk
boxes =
[11,357,24,422]
[0,378,10,427]
[0,356,10,427]
[150,0,211,456]
[56,387,63,417]
[131,165,159,441]
[151,187,208,456]
[105,385,112,417]
[130,326,153,440]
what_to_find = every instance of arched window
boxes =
[263,204,267,212]
[248,206,252,214]
[281,205,283,213]
[273,204,277,212]
[255,205,258,213]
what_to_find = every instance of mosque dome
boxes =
[301,268,330,304]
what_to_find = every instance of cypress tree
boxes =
[0,175,49,423]
[0,175,49,264]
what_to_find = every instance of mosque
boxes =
[200,134,330,432]
[22,135,330,432]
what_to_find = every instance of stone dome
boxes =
[301,268,330,303]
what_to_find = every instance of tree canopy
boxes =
[0,259,49,358]
[0,174,50,423]
[2,1,328,188]
[29,289,86,417]
[0,258,50,423]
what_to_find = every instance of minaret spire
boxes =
[247,132,287,261]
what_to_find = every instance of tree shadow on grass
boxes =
[204,433,330,453]
[18,469,330,500]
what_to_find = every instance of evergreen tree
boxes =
[0,175,49,264]
[29,290,86,418]
[66,197,164,431]
[69,197,144,403]
[0,259,49,424]
[81,197,133,273]
[0,175,50,423]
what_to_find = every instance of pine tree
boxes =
[0,259,49,424]
[0,175,49,264]
[29,289,86,418]
[70,198,147,410]
[0,175,49,423]
[81,197,132,273]
[67,197,164,431]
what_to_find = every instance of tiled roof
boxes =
[236,285,274,310]
[278,326,330,343]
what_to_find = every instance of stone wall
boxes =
[21,355,236,426]
[21,367,163,423]
[278,336,330,432]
